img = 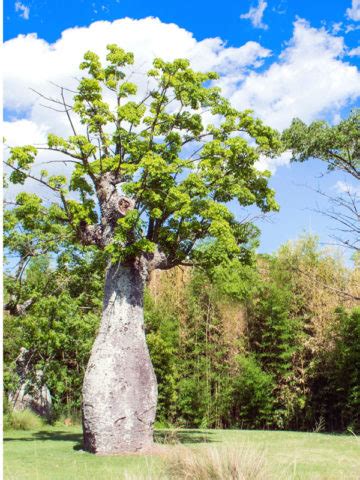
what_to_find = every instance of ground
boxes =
[4,426,360,479]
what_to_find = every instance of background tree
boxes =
[282,110,359,252]
[282,109,359,180]
[4,45,281,453]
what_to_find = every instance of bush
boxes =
[231,355,274,428]
[4,409,44,431]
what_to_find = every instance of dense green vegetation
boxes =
[4,236,360,433]
[283,108,359,180]
[4,426,360,480]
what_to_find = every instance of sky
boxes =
[3,0,360,262]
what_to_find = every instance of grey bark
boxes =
[9,348,52,419]
[82,260,158,454]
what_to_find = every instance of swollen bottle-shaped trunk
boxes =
[82,262,157,454]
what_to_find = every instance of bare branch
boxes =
[60,87,77,136]
[294,265,360,302]
[30,88,73,109]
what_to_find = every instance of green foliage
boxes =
[6,44,282,268]
[231,355,274,429]
[282,109,359,179]
[248,283,299,378]
[4,409,44,431]
[309,307,360,432]
[144,237,360,432]
[333,307,360,431]
[20,295,98,414]
[145,291,179,423]
[247,281,305,428]
[3,251,104,416]
[4,230,359,431]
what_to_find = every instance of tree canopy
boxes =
[5,44,282,273]
[282,109,360,181]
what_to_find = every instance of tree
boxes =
[310,185,360,253]
[4,45,281,453]
[282,109,360,180]
[282,110,360,251]
[3,252,104,418]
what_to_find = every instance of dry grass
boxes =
[165,445,268,480]
[124,445,268,480]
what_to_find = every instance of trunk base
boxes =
[83,431,155,455]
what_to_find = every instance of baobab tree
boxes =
[5,45,281,454]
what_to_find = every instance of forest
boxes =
[4,235,360,433]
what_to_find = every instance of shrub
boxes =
[231,355,274,428]
[4,409,44,431]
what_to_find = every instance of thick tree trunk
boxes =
[82,261,157,454]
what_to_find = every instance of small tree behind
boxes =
[282,110,360,252]
[5,45,281,454]
[283,110,359,180]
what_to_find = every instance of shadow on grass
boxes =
[4,430,83,443]
[4,428,214,450]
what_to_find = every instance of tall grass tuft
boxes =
[123,445,268,480]
[4,409,44,430]
[164,445,267,480]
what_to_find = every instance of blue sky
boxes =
[4,0,360,51]
[3,0,360,261]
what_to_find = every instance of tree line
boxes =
[4,236,360,432]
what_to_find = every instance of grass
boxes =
[4,409,44,431]
[160,444,268,479]
[3,426,360,480]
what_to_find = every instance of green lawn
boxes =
[4,426,360,479]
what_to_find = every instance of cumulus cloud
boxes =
[346,0,360,21]
[4,119,48,146]
[3,16,271,143]
[228,19,360,130]
[348,46,360,56]
[3,16,360,176]
[255,151,292,173]
[15,1,30,20]
[240,0,268,30]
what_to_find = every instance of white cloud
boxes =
[3,17,360,176]
[255,151,292,173]
[3,17,270,132]
[240,0,268,30]
[332,112,342,125]
[345,23,360,33]
[331,22,343,34]
[348,46,360,56]
[228,19,360,130]
[15,1,30,20]
[4,119,48,146]
[346,0,360,21]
